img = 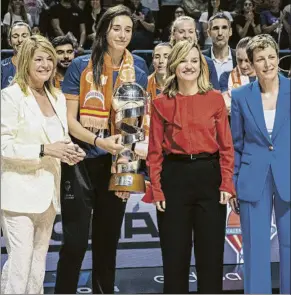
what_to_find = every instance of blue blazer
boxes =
[231,75,290,202]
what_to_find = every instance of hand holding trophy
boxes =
[109,82,149,196]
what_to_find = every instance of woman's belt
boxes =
[166,151,219,161]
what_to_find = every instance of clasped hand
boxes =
[133,12,145,22]
[44,139,86,165]
[246,12,254,22]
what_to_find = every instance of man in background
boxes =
[126,0,155,50]
[203,13,236,81]
[52,33,76,89]
[50,0,86,54]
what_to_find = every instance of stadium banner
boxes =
[1,194,279,271]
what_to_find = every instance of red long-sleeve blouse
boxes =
[146,90,235,202]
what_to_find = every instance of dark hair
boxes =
[207,0,214,20]
[241,0,255,14]
[207,0,223,20]
[175,5,185,13]
[83,0,104,18]
[236,36,252,50]
[91,5,134,87]
[208,12,231,27]
[8,21,32,40]
[51,33,76,49]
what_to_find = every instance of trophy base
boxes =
[109,173,145,193]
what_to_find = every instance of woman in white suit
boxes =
[1,35,85,294]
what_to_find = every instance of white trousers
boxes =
[1,203,56,294]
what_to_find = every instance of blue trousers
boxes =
[240,169,290,294]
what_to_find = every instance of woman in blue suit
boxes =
[230,34,290,294]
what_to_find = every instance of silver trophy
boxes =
[109,82,149,193]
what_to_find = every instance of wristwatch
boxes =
[39,144,45,158]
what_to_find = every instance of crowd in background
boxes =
[1,0,291,52]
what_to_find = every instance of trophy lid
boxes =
[113,82,147,101]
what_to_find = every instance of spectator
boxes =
[1,21,32,89]
[170,15,220,90]
[260,0,289,48]
[182,0,207,19]
[253,0,271,13]
[147,42,172,100]
[24,0,48,27]
[219,36,256,113]
[235,0,261,38]
[203,13,236,80]
[161,5,185,42]
[78,0,86,10]
[125,0,155,50]
[199,0,233,50]
[282,3,291,48]
[2,0,33,33]
[83,0,106,49]
[174,6,186,18]
[141,0,159,25]
[50,0,86,53]
[220,0,242,13]
[38,2,52,37]
[51,33,76,89]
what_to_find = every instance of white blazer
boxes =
[1,83,69,214]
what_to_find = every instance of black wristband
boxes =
[94,136,98,147]
[39,144,45,158]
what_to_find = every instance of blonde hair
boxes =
[163,40,212,98]
[14,34,58,97]
[169,16,196,46]
[246,34,279,63]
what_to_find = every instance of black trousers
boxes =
[54,155,126,294]
[156,156,226,294]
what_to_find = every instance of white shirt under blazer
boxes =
[1,83,69,214]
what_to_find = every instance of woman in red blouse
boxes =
[147,40,235,294]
